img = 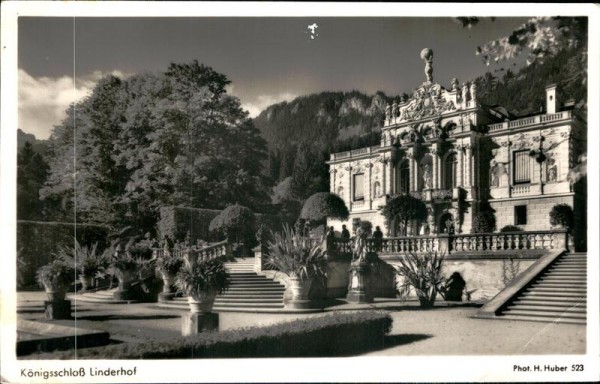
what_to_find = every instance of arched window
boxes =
[444,153,457,189]
[399,160,410,193]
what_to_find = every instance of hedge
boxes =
[42,311,392,359]
[158,206,284,243]
[17,221,109,289]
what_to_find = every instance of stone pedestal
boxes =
[44,300,71,320]
[158,292,176,302]
[181,312,219,336]
[346,261,373,303]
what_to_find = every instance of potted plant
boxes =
[156,254,183,294]
[36,259,75,301]
[110,249,139,300]
[266,225,327,304]
[73,241,106,291]
[395,251,445,308]
[176,256,230,313]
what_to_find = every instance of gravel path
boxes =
[17,291,585,356]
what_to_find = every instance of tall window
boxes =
[513,150,531,184]
[444,153,457,188]
[399,161,410,193]
[353,173,364,201]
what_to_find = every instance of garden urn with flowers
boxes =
[36,259,75,319]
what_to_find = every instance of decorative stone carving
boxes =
[470,82,477,102]
[423,164,432,189]
[462,82,469,102]
[546,158,558,182]
[451,78,459,92]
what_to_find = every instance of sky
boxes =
[18,16,530,139]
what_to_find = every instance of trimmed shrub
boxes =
[549,203,574,231]
[299,192,350,226]
[33,311,393,359]
[159,206,283,244]
[500,225,523,232]
[209,204,257,245]
[471,211,497,234]
[380,195,427,235]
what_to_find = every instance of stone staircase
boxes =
[69,287,137,304]
[158,258,286,313]
[497,252,586,324]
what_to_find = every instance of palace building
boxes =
[327,48,586,240]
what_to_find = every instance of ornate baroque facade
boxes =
[327,49,585,237]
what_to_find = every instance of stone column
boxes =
[366,162,373,209]
[430,145,438,189]
[407,151,415,191]
[456,146,464,187]
[464,144,472,188]
[330,168,336,194]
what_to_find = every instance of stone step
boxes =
[218,294,284,300]
[502,309,586,320]
[532,281,586,287]
[514,296,585,304]
[213,302,284,308]
[228,282,284,288]
[537,277,586,284]
[527,286,586,293]
[542,271,587,277]
[521,291,585,299]
[216,297,283,303]
[497,314,586,325]
[506,304,586,313]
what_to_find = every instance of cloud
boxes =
[241,92,298,118]
[18,69,132,140]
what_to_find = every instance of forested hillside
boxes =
[253,91,395,203]
[474,47,587,116]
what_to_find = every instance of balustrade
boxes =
[315,229,566,259]
[155,240,230,263]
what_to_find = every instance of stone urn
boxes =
[79,275,93,292]
[44,284,67,301]
[160,271,176,294]
[113,269,135,300]
[187,291,217,314]
[288,277,313,301]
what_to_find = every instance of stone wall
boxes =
[490,195,574,231]
[384,253,540,302]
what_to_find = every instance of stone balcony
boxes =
[487,111,571,134]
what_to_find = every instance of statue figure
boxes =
[451,78,459,92]
[392,100,399,118]
[547,159,557,182]
[352,227,368,263]
[420,48,434,83]
[490,167,499,187]
[470,82,477,102]
[423,164,432,189]
[385,104,391,122]
[400,93,409,103]
[462,82,469,103]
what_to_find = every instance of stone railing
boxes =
[364,229,568,255]
[450,231,561,252]
[487,111,570,133]
[330,145,380,161]
[154,240,231,262]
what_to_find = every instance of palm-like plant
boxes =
[395,251,445,308]
[36,259,75,300]
[176,256,230,301]
[265,225,327,282]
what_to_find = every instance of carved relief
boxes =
[546,158,558,182]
